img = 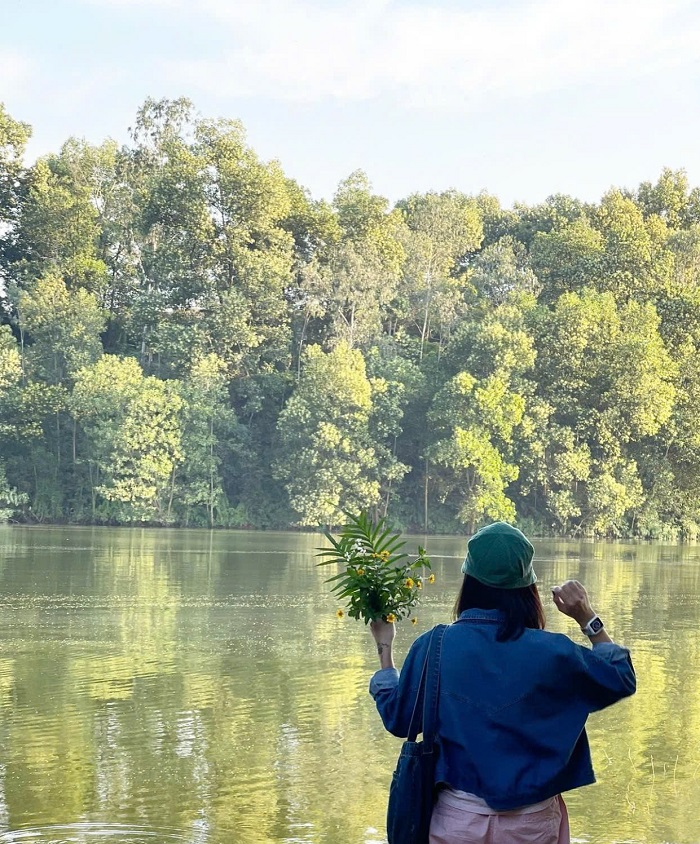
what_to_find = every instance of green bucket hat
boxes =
[461,522,536,589]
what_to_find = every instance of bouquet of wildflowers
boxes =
[317,512,433,624]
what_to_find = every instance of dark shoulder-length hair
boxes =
[453,575,546,642]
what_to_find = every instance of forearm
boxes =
[574,607,613,645]
[376,640,395,669]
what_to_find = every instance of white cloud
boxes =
[148,0,700,107]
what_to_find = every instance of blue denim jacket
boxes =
[370,609,636,811]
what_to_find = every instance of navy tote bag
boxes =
[386,624,447,844]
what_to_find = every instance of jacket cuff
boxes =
[369,667,400,698]
[591,641,631,663]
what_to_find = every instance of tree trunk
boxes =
[420,300,429,362]
[89,463,96,517]
[297,313,310,381]
[383,481,391,518]
[209,418,215,528]
[419,272,433,362]
[19,326,26,383]
[349,301,356,348]
[167,468,176,522]
[55,413,61,469]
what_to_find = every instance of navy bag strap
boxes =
[405,624,448,746]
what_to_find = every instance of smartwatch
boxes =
[581,615,605,637]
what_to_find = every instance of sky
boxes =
[2,0,700,207]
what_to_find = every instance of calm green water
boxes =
[0,528,698,844]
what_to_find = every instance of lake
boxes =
[0,527,698,844]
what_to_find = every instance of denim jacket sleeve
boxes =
[368,632,430,738]
[571,640,636,711]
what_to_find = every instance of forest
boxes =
[1,97,699,538]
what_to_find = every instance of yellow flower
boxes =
[405,577,415,589]
[416,579,423,589]
[380,550,391,561]
[411,618,418,625]
[336,609,344,618]
[356,568,365,576]
[385,612,397,623]
[428,573,436,584]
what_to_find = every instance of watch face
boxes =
[589,617,604,634]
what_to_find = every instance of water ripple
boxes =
[0,824,202,843]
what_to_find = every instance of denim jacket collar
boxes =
[457,608,503,624]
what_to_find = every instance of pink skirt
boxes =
[429,789,570,844]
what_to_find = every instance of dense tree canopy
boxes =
[2,97,700,537]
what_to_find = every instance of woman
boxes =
[369,522,636,844]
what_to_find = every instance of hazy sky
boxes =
[2,0,700,206]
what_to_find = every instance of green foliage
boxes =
[427,372,522,529]
[0,461,28,522]
[636,168,700,229]
[317,511,432,623]
[530,217,604,302]
[71,355,182,523]
[0,103,31,279]
[468,237,541,305]
[175,354,238,526]
[273,343,386,526]
[397,190,483,358]
[19,274,105,384]
[9,141,111,291]
[3,98,700,536]
[0,325,22,393]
